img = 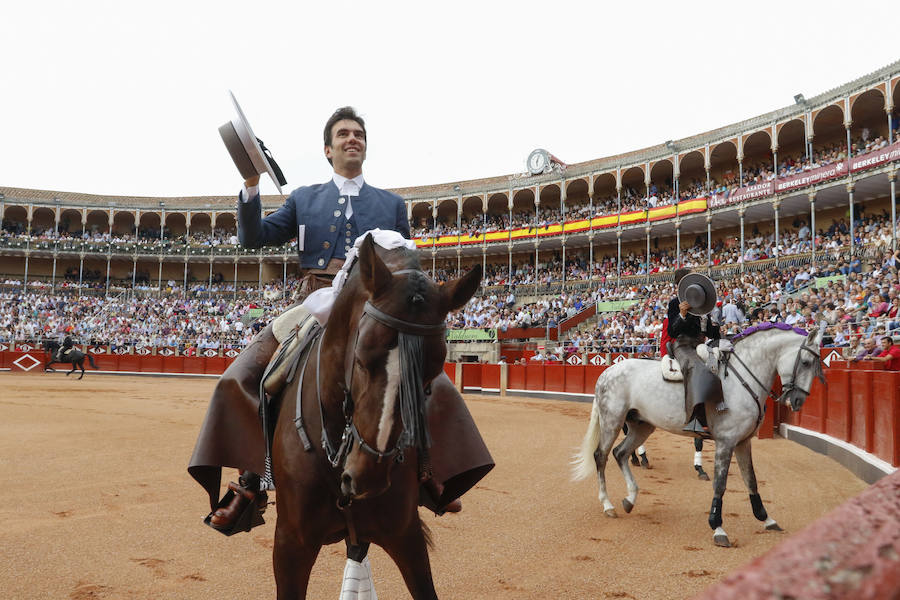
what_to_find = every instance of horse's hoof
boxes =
[641,458,651,469]
[713,533,730,547]
[604,508,618,518]
[698,471,710,481]
[622,498,634,513]
[765,521,783,532]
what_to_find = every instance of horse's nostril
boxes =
[341,472,353,495]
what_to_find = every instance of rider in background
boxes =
[667,269,723,437]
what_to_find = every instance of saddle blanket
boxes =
[661,339,733,382]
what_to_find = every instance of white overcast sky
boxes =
[2,1,897,198]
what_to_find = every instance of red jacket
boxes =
[660,316,671,357]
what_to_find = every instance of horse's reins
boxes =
[312,270,445,496]
[723,336,824,420]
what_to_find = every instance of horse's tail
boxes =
[87,354,98,369]
[571,398,601,481]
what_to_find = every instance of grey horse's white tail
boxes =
[571,398,600,481]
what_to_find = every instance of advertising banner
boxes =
[850,140,900,172]
[775,161,847,193]
[447,328,497,341]
[708,182,773,208]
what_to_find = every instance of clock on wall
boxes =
[527,149,550,175]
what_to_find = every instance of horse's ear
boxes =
[358,233,393,299]
[442,264,482,312]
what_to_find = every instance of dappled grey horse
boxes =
[572,323,825,547]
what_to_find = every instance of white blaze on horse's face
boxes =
[376,347,401,452]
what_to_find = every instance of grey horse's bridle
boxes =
[725,335,825,412]
[778,339,826,404]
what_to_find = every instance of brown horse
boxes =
[270,234,481,599]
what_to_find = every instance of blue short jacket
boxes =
[238,181,410,269]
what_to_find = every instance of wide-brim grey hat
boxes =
[218,91,286,194]
[678,272,717,316]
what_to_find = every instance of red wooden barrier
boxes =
[798,377,826,433]
[204,356,227,375]
[461,363,482,389]
[849,370,875,452]
[117,354,141,372]
[507,364,525,390]
[871,371,900,466]
[182,357,206,374]
[480,364,500,390]
[525,364,545,391]
[544,364,565,393]
[140,355,163,373]
[442,362,455,382]
[564,365,584,394]
[163,356,185,374]
[825,369,851,441]
[582,365,606,394]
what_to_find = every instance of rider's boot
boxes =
[682,406,711,438]
[207,471,267,534]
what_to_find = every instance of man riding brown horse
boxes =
[188,106,493,539]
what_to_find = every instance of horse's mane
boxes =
[730,321,809,344]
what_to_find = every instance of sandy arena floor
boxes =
[0,372,869,599]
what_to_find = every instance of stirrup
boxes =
[203,484,267,536]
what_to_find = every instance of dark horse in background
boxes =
[43,340,98,379]
[270,235,481,599]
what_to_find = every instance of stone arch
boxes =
[678,150,705,199]
[461,196,484,230]
[31,206,56,234]
[139,212,161,238]
[435,198,458,230]
[165,212,187,237]
[409,201,432,231]
[620,166,646,211]
[216,212,237,237]
[709,140,738,187]
[112,211,136,237]
[85,209,109,235]
[850,88,888,145]
[190,212,212,236]
[777,119,806,162]
[565,178,590,219]
[59,208,83,235]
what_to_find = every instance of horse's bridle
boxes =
[316,271,446,479]
[725,335,825,414]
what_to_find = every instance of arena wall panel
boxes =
[564,365,584,394]
[204,357,226,375]
[461,363,482,390]
[140,355,163,373]
[507,364,525,390]
[849,370,875,452]
[443,363,455,382]
[798,377,826,433]
[825,369,851,441]
[871,372,900,466]
[182,357,206,374]
[480,364,500,391]
[544,364,565,393]
[525,364,545,391]
[116,355,141,372]
[163,356,185,373]
[582,366,606,395]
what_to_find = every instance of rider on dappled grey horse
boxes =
[667,268,722,437]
